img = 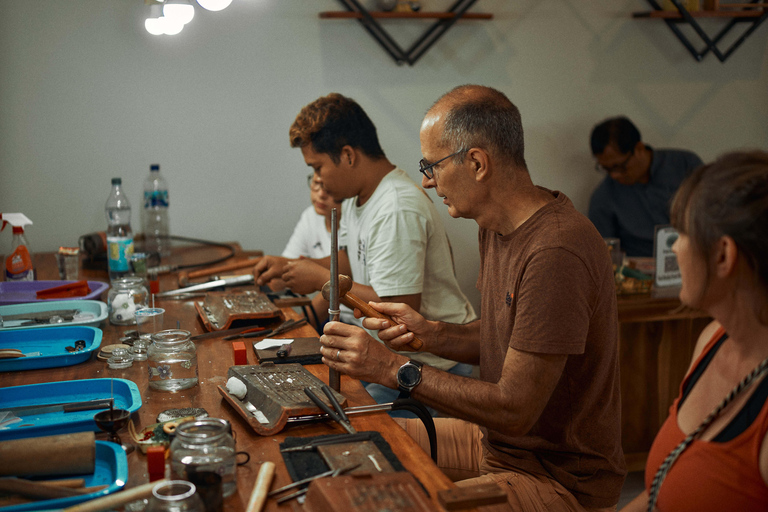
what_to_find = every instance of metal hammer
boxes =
[321,275,423,351]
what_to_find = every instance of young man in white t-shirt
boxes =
[281,173,355,327]
[254,93,476,411]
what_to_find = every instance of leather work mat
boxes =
[279,431,406,483]
[255,337,322,365]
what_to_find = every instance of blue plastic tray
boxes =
[0,280,109,306]
[0,300,108,330]
[0,326,102,372]
[0,440,128,511]
[0,378,142,441]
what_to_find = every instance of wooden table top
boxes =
[2,245,457,511]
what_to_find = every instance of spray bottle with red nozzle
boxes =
[1,213,35,281]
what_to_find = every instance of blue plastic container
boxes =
[0,325,102,372]
[0,378,142,441]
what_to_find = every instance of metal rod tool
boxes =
[328,207,341,391]
[286,402,394,424]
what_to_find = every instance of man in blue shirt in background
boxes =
[588,116,703,257]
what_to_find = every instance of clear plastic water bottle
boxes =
[143,164,170,259]
[105,177,135,281]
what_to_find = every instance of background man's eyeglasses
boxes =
[418,149,468,179]
[307,173,323,191]
[595,150,634,174]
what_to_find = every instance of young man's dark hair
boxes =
[289,92,385,164]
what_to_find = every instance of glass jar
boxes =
[147,329,198,391]
[170,419,237,498]
[107,346,134,369]
[107,276,149,325]
[145,480,205,512]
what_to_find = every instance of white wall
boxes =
[1,0,767,313]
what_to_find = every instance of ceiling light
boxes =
[196,0,233,12]
[162,18,185,35]
[163,0,195,25]
[145,3,165,35]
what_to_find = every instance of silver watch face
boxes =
[398,364,421,388]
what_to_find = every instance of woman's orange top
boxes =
[645,327,768,511]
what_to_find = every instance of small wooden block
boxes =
[232,341,247,365]
[437,482,508,510]
[146,445,166,482]
[304,472,433,512]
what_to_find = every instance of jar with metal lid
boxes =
[107,276,149,325]
[170,418,237,498]
[147,329,198,392]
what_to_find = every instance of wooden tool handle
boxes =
[187,258,262,280]
[246,461,275,512]
[0,432,95,477]
[340,294,423,351]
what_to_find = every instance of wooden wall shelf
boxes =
[320,0,493,66]
[634,9,765,18]
[320,11,493,20]
[633,0,768,61]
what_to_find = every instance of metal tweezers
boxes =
[268,463,360,504]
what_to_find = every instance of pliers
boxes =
[268,463,361,504]
[303,385,356,434]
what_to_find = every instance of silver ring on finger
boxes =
[336,349,341,361]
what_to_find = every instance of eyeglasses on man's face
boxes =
[307,173,323,191]
[595,150,634,174]
[418,149,468,179]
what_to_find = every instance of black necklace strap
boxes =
[648,355,768,512]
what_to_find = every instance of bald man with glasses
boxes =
[588,116,703,257]
[320,85,627,511]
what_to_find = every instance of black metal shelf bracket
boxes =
[642,0,768,62]
[335,0,484,66]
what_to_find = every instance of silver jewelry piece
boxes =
[336,349,341,361]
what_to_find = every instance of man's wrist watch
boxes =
[397,359,424,397]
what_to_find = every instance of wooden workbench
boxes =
[617,290,711,471]
[2,245,459,511]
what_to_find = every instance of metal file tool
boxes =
[154,274,255,297]
[0,398,114,418]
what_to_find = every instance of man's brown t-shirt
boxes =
[477,189,626,508]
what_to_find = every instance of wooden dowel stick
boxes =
[0,478,88,500]
[245,462,275,512]
[35,478,86,488]
[63,479,166,512]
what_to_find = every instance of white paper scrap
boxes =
[253,338,294,350]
